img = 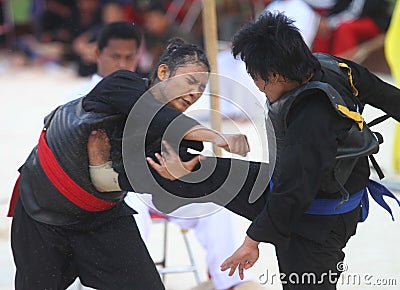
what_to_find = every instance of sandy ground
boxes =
[0,53,399,290]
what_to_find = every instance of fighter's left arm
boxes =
[338,57,400,122]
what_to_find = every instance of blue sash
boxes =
[304,179,400,222]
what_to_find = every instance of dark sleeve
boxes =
[118,171,134,191]
[83,70,148,115]
[83,70,201,168]
[118,140,204,190]
[118,137,221,193]
[118,157,229,193]
[338,58,400,122]
[246,94,340,248]
[118,152,269,218]
[83,71,200,129]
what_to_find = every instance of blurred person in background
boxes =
[35,0,75,44]
[65,20,141,102]
[72,1,130,76]
[311,0,392,56]
[11,0,103,65]
[263,0,321,48]
[139,1,201,75]
[217,0,253,42]
[9,0,74,65]
[64,0,102,63]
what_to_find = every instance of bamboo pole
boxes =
[202,0,222,156]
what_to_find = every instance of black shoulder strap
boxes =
[367,114,390,127]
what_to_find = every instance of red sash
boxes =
[7,130,116,217]
[7,175,20,217]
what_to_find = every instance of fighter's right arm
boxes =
[184,125,250,157]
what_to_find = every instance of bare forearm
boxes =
[184,125,250,156]
[183,125,223,143]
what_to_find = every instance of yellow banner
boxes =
[385,0,400,173]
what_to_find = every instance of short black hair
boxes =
[150,38,210,84]
[232,11,320,83]
[97,21,142,51]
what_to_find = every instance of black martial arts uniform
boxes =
[114,55,400,290]
[11,70,201,290]
[245,55,400,289]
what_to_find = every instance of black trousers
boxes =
[275,209,360,290]
[11,200,164,290]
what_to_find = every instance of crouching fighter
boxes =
[7,39,251,290]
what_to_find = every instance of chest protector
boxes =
[19,98,128,225]
[268,53,381,200]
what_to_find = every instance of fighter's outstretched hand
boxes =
[147,141,205,180]
[220,235,260,280]
[215,133,250,157]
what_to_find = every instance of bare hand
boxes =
[214,133,250,157]
[220,236,260,280]
[87,130,111,166]
[147,141,205,180]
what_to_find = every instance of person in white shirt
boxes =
[264,0,321,48]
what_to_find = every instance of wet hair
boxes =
[150,38,210,84]
[232,11,320,83]
[97,21,142,51]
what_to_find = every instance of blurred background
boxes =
[0,0,396,77]
[1,0,400,289]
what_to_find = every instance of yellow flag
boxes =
[385,0,400,173]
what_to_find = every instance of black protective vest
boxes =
[268,53,380,197]
[19,98,128,225]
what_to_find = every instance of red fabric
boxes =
[312,32,332,53]
[149,211,168,221]
[309,7,332,53]
[312,17,382,55]
[331,17,382,55]
[37,130,116,212]
[7,175,21,217]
